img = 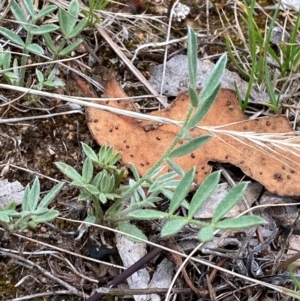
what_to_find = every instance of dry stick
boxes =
[95,25,169,108]
[87,246,163,301]
[10,290,79,301]
[96,287,193,295]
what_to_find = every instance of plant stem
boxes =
[105,105,194,221]
[93,197,103,222]
[19,33,33,86]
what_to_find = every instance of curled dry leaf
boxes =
[86,77,300,196]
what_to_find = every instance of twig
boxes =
[89,287,193,295]
[9,290,81,301]
[95,25,169,108]
[87,246,163,301]
[0,110,83,123]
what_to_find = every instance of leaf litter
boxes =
[87,75,300,196]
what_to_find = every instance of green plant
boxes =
[83,0,110,27]
[0,0,59,86]
[0,178,64,231]
[56,144,126,222]
[43,0,87,60]
[0,46,19,86]
[33,68,65,91]
[278,12,300,77]
[56,27,265,242]
[0,0,87,87]
[226,0,281,113]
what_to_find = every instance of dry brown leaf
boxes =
[86,77,300,196]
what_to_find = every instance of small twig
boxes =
[95,25,169,108]
[0,110,83,123]
[94,287,193,295]
[9,290,80,301]
[87,246,163,301]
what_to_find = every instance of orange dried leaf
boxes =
[86,77,300,196]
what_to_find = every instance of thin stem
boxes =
[105,106,194,221]
[93,197,103,222]
[19,29,34,86]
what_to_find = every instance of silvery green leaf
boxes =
[85,184,100,195]
[92,172,103,188]
[128,209,168,220]
[28,178,40,211]
[25,43,44,55]
[160,188,173,200]
[118,223,147,242]
[11,1,28,26]
[99,170,110,192]
[32,210,59,223]
[39,182,64,208]
[5,72,18,81]
[58,0,78,38]
[188,26,197,92]
[78,192,90,201]
[36,69,44,83]
[33,207,49,215]
[169,136,211,158]
[71,179,86,188]
[0,27,25,47]
[145,165,164,180]
[43,33,57,53]
[169,167,195,214]
[160,180,180,190]
[31,24,59,35]
[131,184,145,203]
[27,221,38,229]
[109,153,120,165]
[104,146,114,164]
[99,192,107,204]
[106,175,115,192]
[82,143,98,162]
[135,199,159,207]
[6,201,17,211]
[198,53,227,103]
[43,78,65,88]
[20,210,33,218]
[68,19,88,39]
[55,162,82,182]
[2,49,12,69]
[212,182,248,224]
[149,171,177,193]
[188,171,221,218]
[98,144,106,162]
[187,84,221,130]
[165,159,185,176]
[35,5,57,20]
[198,226,214,242]
[8,211,22,217]
[130,164,140,181]
[189,87,199,107]
[58,39,83,57]
[0,212,10,223]
[47,68,56,82]
[105,193,120,200]
[215,216,265,230]
[85,215,96,224]
[23,0,35,16]
[161,219,188,237]
[18,220,30,230]
[82,158,93,184]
